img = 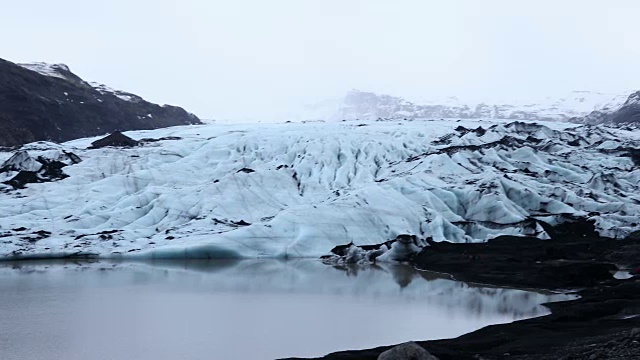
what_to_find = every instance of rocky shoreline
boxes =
[284,219,640,360]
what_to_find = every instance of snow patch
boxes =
[90,82,141,102]
[18,62,71,80]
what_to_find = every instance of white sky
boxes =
[2,0,639,120]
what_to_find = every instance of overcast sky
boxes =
[2,0,639,120]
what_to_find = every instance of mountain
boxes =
[298,90,629,122]
[0,58,200,147]
[1,119,638,260]
[578,90,640,125]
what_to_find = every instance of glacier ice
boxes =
[0,119,639,260]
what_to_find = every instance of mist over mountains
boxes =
[295,89,631,123]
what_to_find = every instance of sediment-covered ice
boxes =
[0,119,638,260]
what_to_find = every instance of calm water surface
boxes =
[0,260,573,360]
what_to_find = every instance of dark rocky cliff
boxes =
[0,58,200,147]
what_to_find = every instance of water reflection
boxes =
[0,260,574,360]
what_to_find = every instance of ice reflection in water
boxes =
[0,260,574,360]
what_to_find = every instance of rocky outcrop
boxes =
[377,342,438,360]
[89,131,139,149]
[0,58,200,147]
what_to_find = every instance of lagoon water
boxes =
[0,260,572,360]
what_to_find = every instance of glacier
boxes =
[0,119,639,260]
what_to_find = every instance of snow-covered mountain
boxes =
[578,90,640,125]
[298,90,629,122]
[18,62,149,103]
[0,58,200,147]
[1,119,639,261]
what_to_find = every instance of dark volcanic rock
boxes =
[377,342,438,360]
[411,218,628,289]
[4,171,44,188]
[89,131,139,149]
[0,58,200,147]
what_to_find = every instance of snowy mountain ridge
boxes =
[18,62,73,81]
[18,62,143,103]
[578,90,640,125]
[298,90,630,123]
[0,119,639,261]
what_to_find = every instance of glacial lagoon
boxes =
[0,260,574,360]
